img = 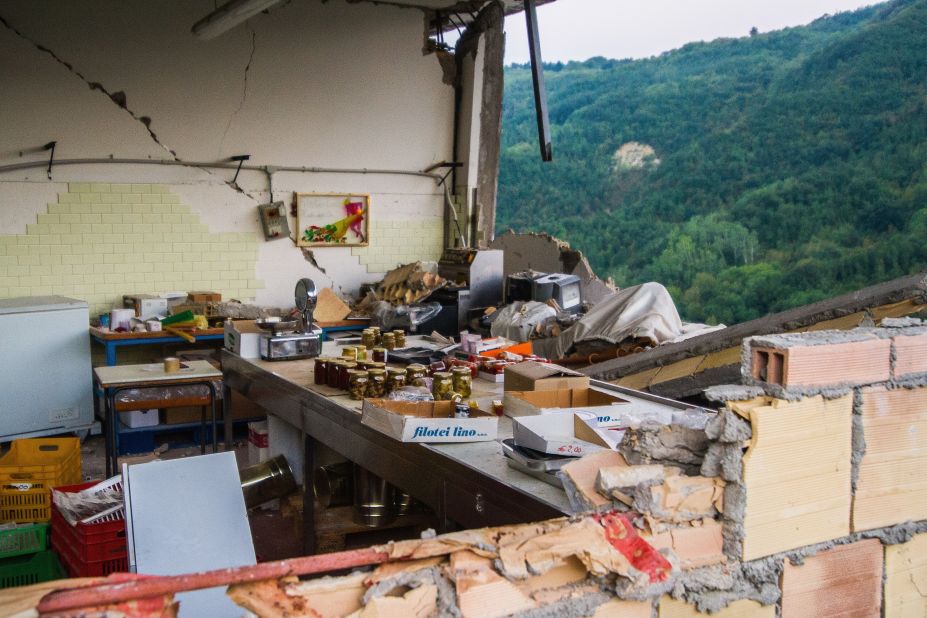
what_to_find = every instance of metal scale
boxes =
[258,278,323,361]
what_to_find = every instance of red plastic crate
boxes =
[55,536,128,578]
[50,481,128,578]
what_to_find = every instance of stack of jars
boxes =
[361,327,407,353]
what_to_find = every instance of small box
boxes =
[248,421,269,465]
[512,412,621,457]
[122,295,168,320]
[361,399,498,443]
[188,291,221,303]
[503,388,629,427]
[504,361,590,392]
[224,320,263,358]
[121,409,159,429]
[478,371,506,383]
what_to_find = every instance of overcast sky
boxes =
[503,0,881,64]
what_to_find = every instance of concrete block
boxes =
[90,183,111,194]
[37,214,59,225]
[58,213,81,224]
[131,184,151,193]
[101,193,121,204]
[893,333,927,378]
[26,224,49,236]
[79,193,101,204]
[68,183,90,193]
[58,192,80,203]
[90,203,112,214]
[141,194,162,204]
[659,597,774,617]
[750,336,891,387]
[731,395,853,560]
[853,385,927,531]
[780,539,882,618]
[884,532,927,618]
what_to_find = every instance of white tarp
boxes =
[533,282,724,360]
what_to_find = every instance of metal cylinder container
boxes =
[239,454,298,509]
[313,461,354,509]
[352,465,396,527]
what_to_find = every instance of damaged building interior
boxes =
[1,0,926,616]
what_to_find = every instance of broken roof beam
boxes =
[581,272,927,399]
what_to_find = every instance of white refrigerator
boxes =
[0,296,94,441]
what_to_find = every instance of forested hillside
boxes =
[497,0,927,324]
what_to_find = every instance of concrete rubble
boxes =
[224,320,927,617]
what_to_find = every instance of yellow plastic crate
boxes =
[0,439,82,523]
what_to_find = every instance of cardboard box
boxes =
[503,388,629,427]
[361,399,498,443]
[123,294,169,320]
[121,408,160,429]
[512,412,621,456]
[188,291,222,302]
[504,361,590,392]
[224,319,263,358]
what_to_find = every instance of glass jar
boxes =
[362,329,377,350]
[382,332,396,350]
[406,364,428,386]
[432,372,453,400]
[348,370,369,400]
[314,357,330,385]
[386,368,407,394]
[451,366,472,398]
[372,347,387,363]
[367,361,386,372]
[392,330,406,349]
[327,359,345,388]
[367,369,387,398]
[354,345,367,362]
[339,361,357,391]
[341,346,357,361]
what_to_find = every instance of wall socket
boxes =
[49,407,80,423]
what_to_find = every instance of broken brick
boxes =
[645,520,726,570]
[780,539,882,618]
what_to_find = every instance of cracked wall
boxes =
[0,0,454,305]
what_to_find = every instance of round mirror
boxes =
[295,278,317,311]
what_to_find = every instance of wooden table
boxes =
[94,360,222,476]
[221,347,571,554]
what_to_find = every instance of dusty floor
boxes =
[80,434,306,562]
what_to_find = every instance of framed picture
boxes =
[295,192,370,247]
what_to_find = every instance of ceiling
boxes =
[351,1,557,17]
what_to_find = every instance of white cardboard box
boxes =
[512,412,623,457]
[361,399,498,443]
[122,408,159,429]
[503,388,630,427]
[224,320,263,358]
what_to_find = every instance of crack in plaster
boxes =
[219,28,257,156]
[0,13,261,204]
[0,14,179,159]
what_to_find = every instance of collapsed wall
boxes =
[226,319,927,617]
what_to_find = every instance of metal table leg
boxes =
[303,434,317,555]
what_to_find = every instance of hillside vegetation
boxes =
[497,0,927,323]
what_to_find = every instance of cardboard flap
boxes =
[574,412,622,450]
[504,361,591,392]
[229,320,264,334]
[314,288,352,322]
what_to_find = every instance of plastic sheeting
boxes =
[490,301,557,342]
[532,282,724,360]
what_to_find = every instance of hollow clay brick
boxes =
[659,597,775,617]
[730,395,853,560]
[780,539,882,618]
[750,338,890,387]
[853,385,927,531]
[884,532,927,618]
[893,333,927,378]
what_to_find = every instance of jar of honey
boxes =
[314,357,330,385]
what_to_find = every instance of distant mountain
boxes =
[497,0,927,323]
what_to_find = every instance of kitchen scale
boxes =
[258,278,323,361]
